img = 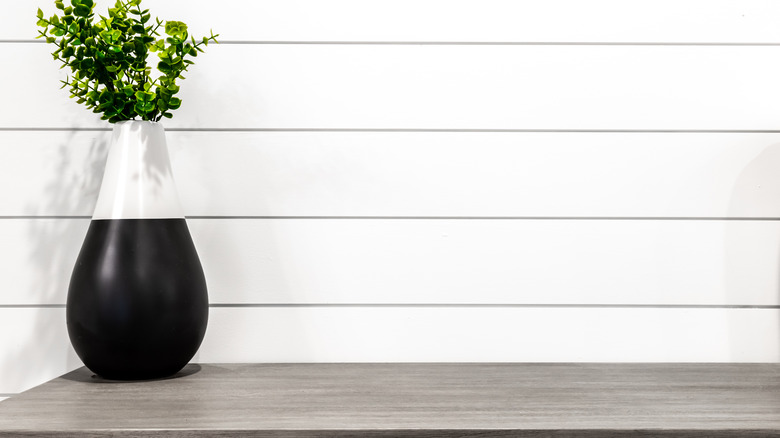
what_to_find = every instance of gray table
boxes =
[0,363,779,437]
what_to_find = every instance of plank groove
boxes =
[1,363,779,436]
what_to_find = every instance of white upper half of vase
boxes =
[92,121,185,220]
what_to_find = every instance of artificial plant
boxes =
[36,0,218,123]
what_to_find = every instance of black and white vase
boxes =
[67,120,208,380]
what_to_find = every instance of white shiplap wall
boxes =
[1,0,780,398]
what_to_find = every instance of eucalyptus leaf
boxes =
[73,5,90,17]
[38,0,218,122]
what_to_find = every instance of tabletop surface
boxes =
[0,363,779,437]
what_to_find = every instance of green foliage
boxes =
[36,0,218,123]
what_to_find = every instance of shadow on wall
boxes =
[175,131,314,364]
[726,140,780,362]
[3,130,109,393]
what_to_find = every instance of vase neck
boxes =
[92,121,184,220]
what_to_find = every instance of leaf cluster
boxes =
[36,0,218,123]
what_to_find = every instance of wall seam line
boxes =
[2,304,778,309]
[6,39,780,46]
[2,216,780,221]
[4,128,780,133]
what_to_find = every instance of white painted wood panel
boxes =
[0,220,89,306]
[0,309,80,395]
[5,131,780,218]
[1,306,776,394]
[2,218,778,306]
[197,307,779,363]
[6,44,780,130]
[8,0,780,43]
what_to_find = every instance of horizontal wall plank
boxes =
[8,0,780,43]
[7,44,780,130]
[0,309,80,395]
[1,218,778,306]
[5,131,780,218]
[1,306,776,394]
[197,307,779,363]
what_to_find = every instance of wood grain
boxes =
[0,363,778,437]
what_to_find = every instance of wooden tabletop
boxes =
[0,363,778,437]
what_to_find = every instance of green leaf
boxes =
[164,20,187,38]
[74,5,91,17]
[37,19,48,27]
[37,8,44,19]
[134,90,155,102]
[131,24,144,33]
[167,97,181,109]
[134,102,155,114]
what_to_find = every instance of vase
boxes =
[67,120,208,380]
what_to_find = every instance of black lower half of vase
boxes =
[67,218,209,380]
